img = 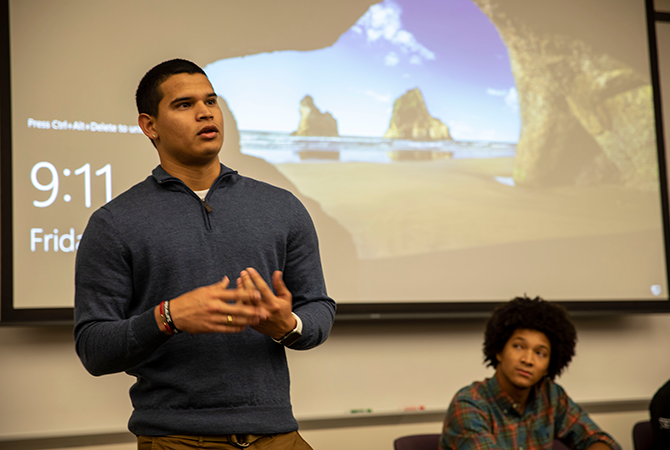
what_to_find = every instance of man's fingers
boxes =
[221,300,261,317]
[216,311,250,327]
[237,273,261,305]
[238,269,266,302]
[211,303,262,329]
[239,270,259,290]
[209,277,233,299]
[218,276,230,289]
[244,267,276,299]
[166,276,270,334]
[271,271,290,298]
[206,276,257,305]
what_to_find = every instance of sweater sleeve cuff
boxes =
[130,306,171,349]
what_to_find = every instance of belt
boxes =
[165,434,269,448]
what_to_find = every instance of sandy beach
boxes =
[277,157,663,260]
[275,157,666,302]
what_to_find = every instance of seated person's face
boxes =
[496,329,550,392]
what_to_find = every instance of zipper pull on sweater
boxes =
[203,200,213,213]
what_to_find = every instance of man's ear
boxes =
[138,113,157,140]
[496,353,501,363]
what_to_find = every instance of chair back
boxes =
[394,434,440,450]
[394,434,579,450]
[633,420,654,450]
[553,440,570,450]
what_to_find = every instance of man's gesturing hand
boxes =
[239,268,296,340]
[153,276,263,334]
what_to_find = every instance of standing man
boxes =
[74,59,336,449]
[441,297,620,450]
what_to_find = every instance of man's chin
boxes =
[510,378,535,390]
[191,147,222,164]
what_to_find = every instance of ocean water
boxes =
[239,131,516,164]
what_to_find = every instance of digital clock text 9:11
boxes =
[30,161,112,208]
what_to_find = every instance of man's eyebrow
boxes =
[517,339,549,351]
[169,92,217,106]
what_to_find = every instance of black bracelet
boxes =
[163,300,180,334]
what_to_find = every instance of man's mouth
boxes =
[516,368,532,377]
[198,126,218,137]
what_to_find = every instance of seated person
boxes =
[441,296,620,450]
[650,378,670,449]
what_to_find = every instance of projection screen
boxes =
[1,0,669,323]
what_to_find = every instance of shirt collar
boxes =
[486,374,544,416]
[151,163,237,185]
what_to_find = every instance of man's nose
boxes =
[520,350,534,365]
[196,102,213,119]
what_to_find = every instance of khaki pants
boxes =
[137,431,313,450]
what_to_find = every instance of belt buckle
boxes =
[229,434,252,448]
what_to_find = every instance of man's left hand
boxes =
[239,267,296,340]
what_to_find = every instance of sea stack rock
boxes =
[384,88,451,141]
[292,95,339,137]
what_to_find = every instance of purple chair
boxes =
[553,440,571,450]
[393,434,573,450]
[394,434,440,450]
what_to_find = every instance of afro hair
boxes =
[483,296,576,380]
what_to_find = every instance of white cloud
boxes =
[365,90,393,103]
[394,29,413,47]
[486,87,519,113]
[364,2,401,41]
[385,51,400,66]
[409,55,422,65]
[392,30,435,60]
[355,0,436,65]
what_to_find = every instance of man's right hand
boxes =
[153,276,263,334]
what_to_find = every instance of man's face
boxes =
[495,328,550,395]
[148,72,224,167]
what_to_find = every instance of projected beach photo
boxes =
[11,0,667,308]
[205,0,664,301]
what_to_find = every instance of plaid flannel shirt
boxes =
[441,376,621,450]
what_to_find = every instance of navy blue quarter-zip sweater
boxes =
[74,164,335,436]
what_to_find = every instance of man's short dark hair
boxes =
[483,296,576,380]
[136,58,206,117]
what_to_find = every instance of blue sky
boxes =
[205,0,520,143]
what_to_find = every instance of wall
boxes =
[2,3,670,450]
[1,314,670,450]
